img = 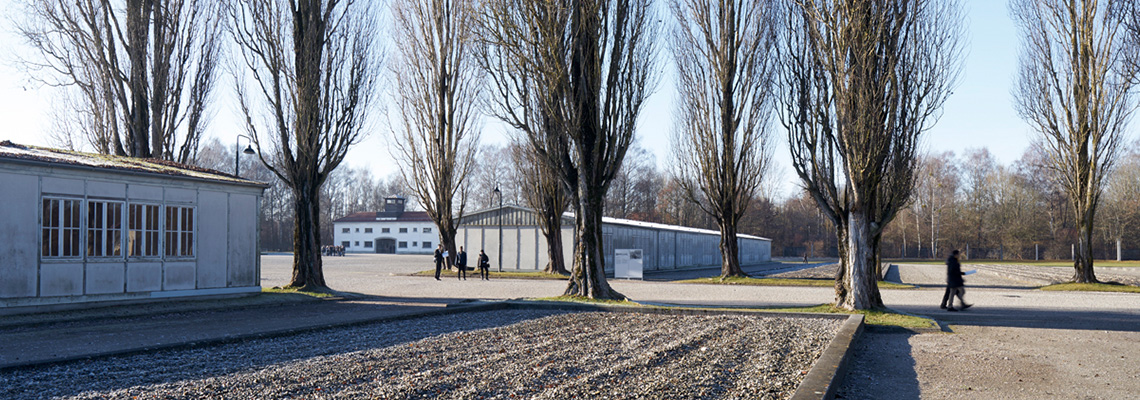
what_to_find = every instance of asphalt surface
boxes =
[2,254,1138,399]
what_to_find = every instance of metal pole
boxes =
[498,190,503,272]
[234,140,241,176]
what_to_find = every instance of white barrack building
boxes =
[0,141,267,311]
[456,205,771,274]
[332,197,438,254]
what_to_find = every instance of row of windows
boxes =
[341,240,433,249]
[340,227,432,234]
[41,197,195,260]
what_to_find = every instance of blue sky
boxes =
[0,0,1039,199]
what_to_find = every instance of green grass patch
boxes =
[414,270,570,280]
[262,286,338,298]
[677,276,915,289]
[1039,282,1140,293]
[887,259,1140,268]
[757,304,937,329]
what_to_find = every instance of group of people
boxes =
[434,244,490,281]
[322,245,345,257]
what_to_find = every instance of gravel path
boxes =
[1,310,840,400]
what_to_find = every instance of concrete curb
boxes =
[792,314,865,400]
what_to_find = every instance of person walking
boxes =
[433,244,444,281]
[478,249,490,280]
[456,246,468,280]
[940,249,972,311]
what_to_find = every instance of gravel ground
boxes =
[1,310,840,400]
[764,264,838,280]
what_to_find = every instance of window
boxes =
[364,241,373,248]
[365,228,373,233]
[413,227,418,232]
[164,206,195,257]
[42,198,82,258]
[382,228,390,233]
[398,241,408,248]
[424,227,432,233]
[355,241,360,246]
[129,204,160,257]
[399,228,408,233]
[422,241,431,249]
[355,228,359,232]
[87,200,123,257]
[342,228,349,233]
[412,241,417,247]
[342,241,350,247]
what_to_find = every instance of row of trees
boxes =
[18,0,1140,309]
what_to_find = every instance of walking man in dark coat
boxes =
[478,250,490,280]
[433,244,444,281]
[940,249,972,311]
[456,246,468,280]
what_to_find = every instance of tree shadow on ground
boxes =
[890,304,1140,332]
[834,325,921,400]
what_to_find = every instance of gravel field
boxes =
[1,310,840,400]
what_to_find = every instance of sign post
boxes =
[615,249,643,279]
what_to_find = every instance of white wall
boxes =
[0,162,263,310]
[333,221,438,254]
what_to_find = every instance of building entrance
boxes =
[376,238,396,254]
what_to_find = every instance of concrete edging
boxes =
[791,313,865,400]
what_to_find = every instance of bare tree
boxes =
[391,0,482,269]
[913,152,959,258]
[777,0,963,309]
[16,0,221,163]
[1013,0,1139,282]
[511,143,571,274]
[479,0,658,299]
[228,0,382,290]
[669,0,778,278]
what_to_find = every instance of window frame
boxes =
[364,228,373,233]
[86,199,125,259]
[399,227,408,233]
[41,196,84,260]
[128,203,162,259]
[164,205,196,259]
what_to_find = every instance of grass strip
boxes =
[261,286,338,298]
[1039,282,1140,293]
[676,276,915,289]
[413,270,570,280]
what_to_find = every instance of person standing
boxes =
[433,244,444,281]
[456,246,468,280]
[478,249,490,280]
[940,249,972,311]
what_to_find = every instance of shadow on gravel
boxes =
[892,306,1140,332]
[0,306,565,400]
[834,326,921,400]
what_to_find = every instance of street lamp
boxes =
[493,186,502,272]
[234,135,256,177]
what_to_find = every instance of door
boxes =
[376,238,396,254]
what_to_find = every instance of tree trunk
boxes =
[719,219,744,278]
[565,189,623,299]
[127,0,153,158]
[543,225,568,274]
[836,211,883,310]
[1073,212,1098,283]
[289,182,327,289]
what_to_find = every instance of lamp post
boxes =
[234,135,256,177]
[493,186,502,272]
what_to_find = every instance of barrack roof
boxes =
[334,211,434,223]
[461,204,771,241]
[0,141,268,188]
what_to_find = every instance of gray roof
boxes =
[0,141,269,188]
[462,204,771,241]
